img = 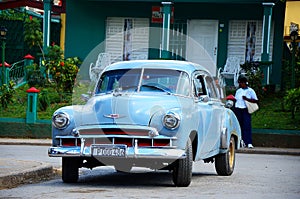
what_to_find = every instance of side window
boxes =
[205,75,218,98]
[193,75,206,97]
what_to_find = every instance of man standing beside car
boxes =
[234,76,258,148]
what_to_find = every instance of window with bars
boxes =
[169,20,187,60]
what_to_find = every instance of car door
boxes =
[193,72,224,159]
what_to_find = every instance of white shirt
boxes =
[235,87,258,108]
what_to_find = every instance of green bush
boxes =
[0,81,15,109]
[44,45,81,95]
[26,63,46,87]
[284,87,300,119]
[23,16,43,53]
[39,89,50,111]
[281,59,300,90]
[240,61,265,100]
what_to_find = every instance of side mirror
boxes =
[199,95,209,102]
[225,100,234,108]
[225,94,236,108]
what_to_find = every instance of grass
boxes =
[1,84,299,130]
[252,93,300,130]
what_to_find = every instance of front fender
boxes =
[51,105,81,146]
[223,108,241,149]
[149,107,181,137]
[149,107,191,150]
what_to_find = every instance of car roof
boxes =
[103,60,210,75]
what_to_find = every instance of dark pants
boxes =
[234,108,252,145]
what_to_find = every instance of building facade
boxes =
[284,0,300,39]
[64,0,285,86]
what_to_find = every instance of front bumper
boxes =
[48,134,185,160]
[48,145,185,160]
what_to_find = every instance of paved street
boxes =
[0,145,299,199]
[0,145,61,168]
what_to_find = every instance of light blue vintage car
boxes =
[48,60,241,187]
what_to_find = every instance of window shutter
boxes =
[106,17,124,62]
[131,18,149,60]
[228,20,247,64]
[228,20,274,63]
[105,17,149,63]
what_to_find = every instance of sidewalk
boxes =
[0,138,55,189]
[0,158,53,189]
[0,138,300,189]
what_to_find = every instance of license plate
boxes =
[91,144,127,157]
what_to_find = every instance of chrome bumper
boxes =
[49,125,185,160]
[48,145,186,160]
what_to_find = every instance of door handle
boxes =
[208,101,214,105]
[214,47,217,55]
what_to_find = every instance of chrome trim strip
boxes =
[75,124,159,132]
[56,134,177,140]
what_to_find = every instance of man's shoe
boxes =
[247,144,254,148]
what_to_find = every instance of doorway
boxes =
[186,20,218,76]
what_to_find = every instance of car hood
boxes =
[71,92,184,127]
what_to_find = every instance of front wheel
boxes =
[172,138,193,187]
[62,157,79,183]
[215,136,236,176]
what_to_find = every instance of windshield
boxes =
[95,68,190,96]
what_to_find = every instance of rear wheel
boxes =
[215,136,236,176]
[62,157,79,183]
[172,138,193,187]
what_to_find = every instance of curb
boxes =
[237,148,300,156]
[0,139,51,146]
[0,159,55,190]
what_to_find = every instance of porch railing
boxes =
[8,60,27,88]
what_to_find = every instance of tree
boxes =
[23,16,44,59]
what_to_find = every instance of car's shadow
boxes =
[70,167,217,187]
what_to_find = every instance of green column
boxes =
[261,2,274,85]
[24,54,35,66]
[1,38,6,85]
[43,0,52,53]
[4,63,8,85]
[24,54,35,81]
[161,2,172,59]
[26,87,40,124]
[291,40,297,88]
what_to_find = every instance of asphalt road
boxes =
[0,145,299,199]
[0,145,61,168]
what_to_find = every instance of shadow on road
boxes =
[51,167,218,187]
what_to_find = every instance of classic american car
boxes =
[48,60,241,187]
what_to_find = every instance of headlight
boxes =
[162,112,180,130]
[52,112,70,129]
